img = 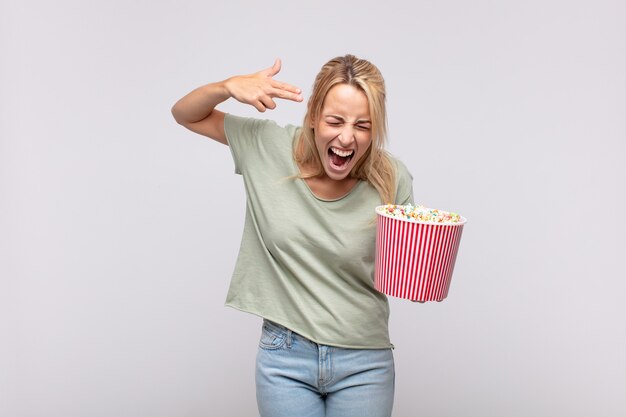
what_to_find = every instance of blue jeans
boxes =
[255,320,395,417]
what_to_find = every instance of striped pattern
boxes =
[375,213,465,302]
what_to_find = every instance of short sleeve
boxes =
[224,114,270,175]
[394,158,414,205]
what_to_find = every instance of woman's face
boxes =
[312,83,372,182]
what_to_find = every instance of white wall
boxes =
[2,0,624,416]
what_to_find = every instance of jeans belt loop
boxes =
[286,329,293,348]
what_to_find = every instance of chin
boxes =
[322,164,353,182]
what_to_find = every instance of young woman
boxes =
[172,55,413,417]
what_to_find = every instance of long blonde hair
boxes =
[293,54,397,204]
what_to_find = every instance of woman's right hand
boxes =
[172,58,303,145]
[224,59,304,112]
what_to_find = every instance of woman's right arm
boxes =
[171,59,303,145]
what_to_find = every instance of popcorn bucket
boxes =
[374,206,467,302]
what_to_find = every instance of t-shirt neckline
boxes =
[291,152,364,202]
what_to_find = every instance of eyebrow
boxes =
[325,114,372,124]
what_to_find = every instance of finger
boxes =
[271,88,303,103]
[252,101,267,112]
[259,96,277,110]
[264,58,281,77]
[271,79,302,95]
[269,81,303,102]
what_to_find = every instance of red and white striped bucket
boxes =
[374,206,467,302]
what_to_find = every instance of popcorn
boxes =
[376,204,463,224]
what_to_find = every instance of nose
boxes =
[338,126,355,146]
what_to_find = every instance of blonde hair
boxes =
[293,54,397,204]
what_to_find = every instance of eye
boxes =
[356,124,371,131]
[326,121,342,127]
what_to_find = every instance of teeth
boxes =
[330,147,354,157]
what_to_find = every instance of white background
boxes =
[2,0,625,416]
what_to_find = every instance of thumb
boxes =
[265,58,281,77]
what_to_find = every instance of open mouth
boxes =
[328,146,354,168]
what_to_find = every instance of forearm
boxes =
[171,60,302,143]
[171,80,231,125]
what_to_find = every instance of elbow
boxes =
[171,104,185,125]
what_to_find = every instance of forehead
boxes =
[321,84,370,118]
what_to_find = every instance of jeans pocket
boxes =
[259,321,288,350]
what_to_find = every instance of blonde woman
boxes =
[172,55,413,417]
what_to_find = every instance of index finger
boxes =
[271,79,302,95]
[270,80,304,102]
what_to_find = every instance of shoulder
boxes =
[387,153,413,182]
[224,114,302,175]
[386,153,414,204]
[224,114,300,139]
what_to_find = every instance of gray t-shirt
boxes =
[223,114,413,348]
